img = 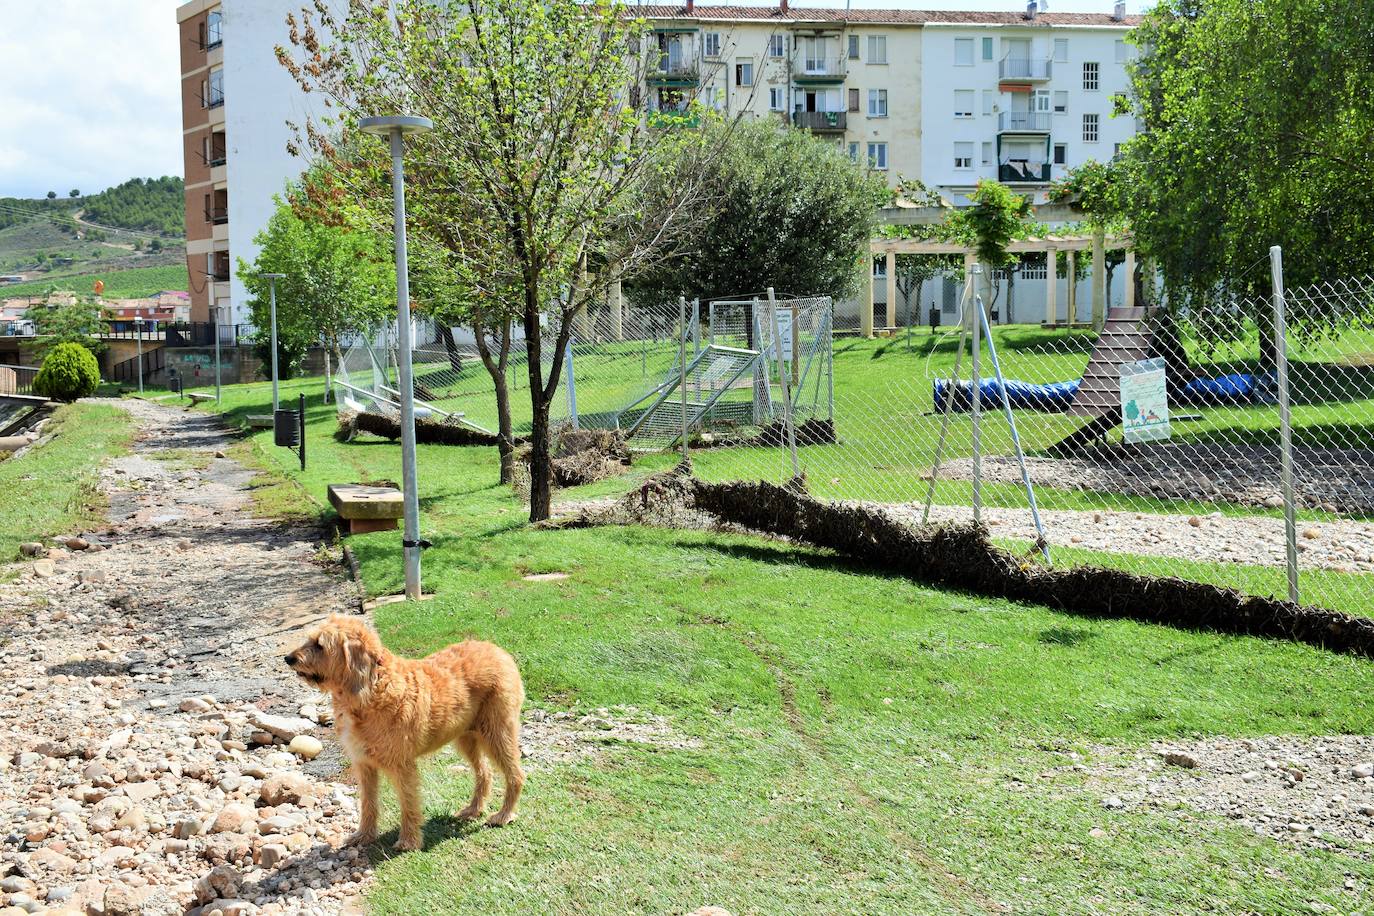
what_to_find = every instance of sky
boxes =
[0,0,1148,201]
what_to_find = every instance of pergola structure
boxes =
[861,230,1136,338]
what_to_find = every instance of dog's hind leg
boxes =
[346,762,380,846]
[390,761,424,852]
[453,733,491,821]
[482,717,525,828]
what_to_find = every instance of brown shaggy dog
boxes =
[285,614,525,851]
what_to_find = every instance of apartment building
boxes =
[919,3,1137,202]
[176,0,326,328]
[175,0,1139,329]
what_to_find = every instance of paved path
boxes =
[0,399,369,915]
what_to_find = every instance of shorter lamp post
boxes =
[203,273,223,403]
[359,114,432,601]
[132,316,145,395]
[261,273,286,412]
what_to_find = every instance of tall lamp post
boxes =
[132,316,145,395]
[262,273,286,412]
[203,273,223,404]
[360,114,432,601]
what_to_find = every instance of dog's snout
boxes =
[285,653,298,666]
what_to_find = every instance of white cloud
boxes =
[0,1,183,198]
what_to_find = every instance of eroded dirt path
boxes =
[0,398,369,915]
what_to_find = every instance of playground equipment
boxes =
[335,329,492,433]
[609,295,834,448]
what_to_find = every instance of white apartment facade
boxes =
[175,0,1140,328]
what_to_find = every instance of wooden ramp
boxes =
[1050,306,1154,455]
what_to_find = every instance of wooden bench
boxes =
[328,484,404,534]
[188,392,216,405]
[246,414,274,429]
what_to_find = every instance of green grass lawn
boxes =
[194,373,1374,914]
[0,402,133,561]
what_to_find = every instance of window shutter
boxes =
[848,88,860,112]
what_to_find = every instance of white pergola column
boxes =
[885,251,897,330]
[861,246,875,338]
[1066,250,1078,324]
[1045,247,1058,325]
[609,277,624,340]
[1091,226,1107,330]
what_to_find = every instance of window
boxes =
[1054,90,1068,113]
[1113,142,1123,159]
[735,61,753,87]
[768,87,785,111]
[953,90,974,118]
[868,89,888,117]
[205,9,222,49]
[982,37,994,60]
[981,141,993,165]
[953,142,974,169]
[704,32,721,57]
[1054,143,1067,165]
[954,38,974,66]
[768,33,785,58]
[1082,113,1099,142]
[207,67,224,107]
[867,142,888,169]
[848,142,859,162]
[1115,39,1128,63]
[848,35,860,60]
[1053,38,1068,62]
[848,87,860,112]
[1083,61,1100,91]
[873,257,887,279]
[868,35,887,64]
[982,89,994,116]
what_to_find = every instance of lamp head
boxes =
[358,115,433,136]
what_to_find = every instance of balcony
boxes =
[792,57,846,83]
[998,110,1052,133]
[999,162,1052,183]
[999,58,1052,82]
[792,111,847,133]
[206,206,228,225]
[647,61,699,85]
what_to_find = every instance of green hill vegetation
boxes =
[80,177,185,236]
[0,264,189,301]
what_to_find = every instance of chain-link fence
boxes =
[336,252,1374,616]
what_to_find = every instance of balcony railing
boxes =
[999,58,1052,81]
[206,206,228,225]
[998,110,1052,132]
[648,61,699,82]
[792,111,847,132]
[999,162,1052,183]
[793,58,846,80]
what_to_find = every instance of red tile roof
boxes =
[636,5,1141,26]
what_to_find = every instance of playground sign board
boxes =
[1119,357,1170,443]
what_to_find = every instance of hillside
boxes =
[0,264,190,301]
[0,176,186,288]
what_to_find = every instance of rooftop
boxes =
[637,5,1142,26]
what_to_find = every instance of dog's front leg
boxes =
[346,762,379,846]
[391,761,424,852]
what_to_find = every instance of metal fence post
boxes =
[768,288,801,482]
[970,264,983,525]
[678,296,689,464]
[1269,245,1300,604]
[565,338,579,430]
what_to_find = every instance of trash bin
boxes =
[274,410,299,447]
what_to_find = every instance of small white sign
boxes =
[1120,357,1170,443]
[772,310,794,364]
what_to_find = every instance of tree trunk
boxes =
[441,325,463,374]
[474,320,516,486]
[323,346,334,404]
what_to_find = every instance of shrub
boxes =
[33,342,100,402]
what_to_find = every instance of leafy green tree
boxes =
[33,342,100,402]
[45,191,56,201]
[69,189,80,199]
[283,0,724,520]
[238,193,395,396]
[1123,0,1374,346]
[629,118,887,306]
[24,300,108,352]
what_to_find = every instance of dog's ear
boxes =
[342,638,377,699]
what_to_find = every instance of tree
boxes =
[238,191,395,397]
[45,191,56,201]
[149,238,162,252]
[32,343,100,402]
[1123,0,1374,333]
[69,189,80,199]
[24,300,107,352]
[282,0,722,521]
[628,118,887,306]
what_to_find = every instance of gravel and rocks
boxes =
[0,400,368,915]
[1076,735,1374,858]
